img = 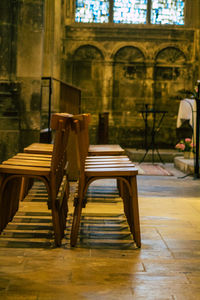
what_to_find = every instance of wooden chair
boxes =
[0,113,73,246]
[70,118,141,248]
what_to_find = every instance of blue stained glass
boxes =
[113,0,147,24]
[151,0,185,25]
[75,0,184,25]
[75,0,109,23]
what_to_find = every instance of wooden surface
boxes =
[24,143,53,154]
[89,144,125,156]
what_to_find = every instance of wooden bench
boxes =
[70,117,141,248]
[0,113,73,246]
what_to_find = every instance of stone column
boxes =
[16,0,44,150]
[145,63,154,107]
[0,0,20,161]
[102,60,114,123]
[42,0,63,125]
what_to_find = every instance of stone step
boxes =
[174,156,198,175]
[125,148,182,163]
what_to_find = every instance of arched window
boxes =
[75,0,185,25]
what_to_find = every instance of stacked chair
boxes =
[0,113,73,246]
[0,112,141,248]
[70,114,141,248]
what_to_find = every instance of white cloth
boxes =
[177,98,197,144]
[177,98,196,128]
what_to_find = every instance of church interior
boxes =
[0,0,200,299]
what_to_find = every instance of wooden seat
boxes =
[0,113,73,246]
[88,144,125,156]
[24,143,53,154]
[70,118,141,248]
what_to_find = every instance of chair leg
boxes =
[70,177,86,247]
[117,178,123,197]
[0,176,21,233]
[51,201,63,247]
[58,180,69,238]
[129,176,141,248]
[51,181,69,247]
[19,177,34,201]
[121,179,132,229]
[70,196,83,247]
[120,176,141,248]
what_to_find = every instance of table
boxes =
[139,105,168,163]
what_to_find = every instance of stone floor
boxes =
[1,164,200,299]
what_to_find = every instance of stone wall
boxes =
[63,25,198,148]
[0,0,19,161]
[0,0,44,162]
[1,0,200,161]
[16,0,44,151]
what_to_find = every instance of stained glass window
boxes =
[75,0,109,23]
[151,0,185,25]
[113,0,147,24]
[75,0,185,25]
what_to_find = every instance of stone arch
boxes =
[154,46,188,91]
[72,45,104,113]
[155,46,186,66]
[73,44,104,61]
[113,46,146,81]
[114,46,145,63]
[153,46,192,144]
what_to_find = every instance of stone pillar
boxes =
[43,0,62,79]
[102,60,113,110]
[145,63,154,107]
[185,0,200,28]
[16,0,44,150]
[102,60,114,124]
[186,0,200,80]
[41,0,63,127]
[65,0,74,25]
[0,0,20,162]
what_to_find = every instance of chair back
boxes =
[50,113,73,194]
[73,113,91,157]
[72,115,90,179]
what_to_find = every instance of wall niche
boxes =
[72,45,104,114]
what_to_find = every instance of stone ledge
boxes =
[126,148,182,163]
[174,156,196,174]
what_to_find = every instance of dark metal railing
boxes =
[194,80,200,178]
[41,76,81,142]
